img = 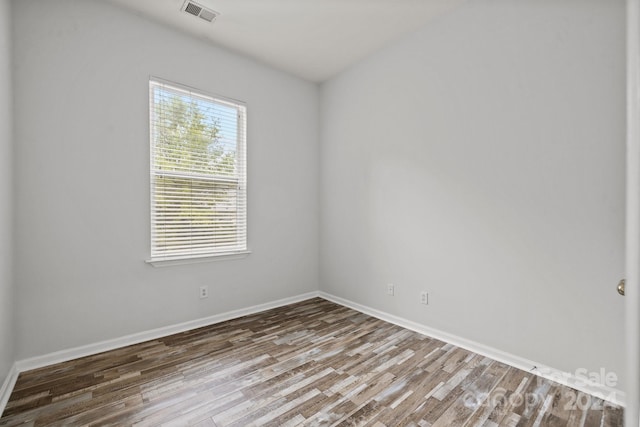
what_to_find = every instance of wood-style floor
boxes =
[0,298,623,427]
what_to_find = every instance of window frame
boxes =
[147,77,249,266]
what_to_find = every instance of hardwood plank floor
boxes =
[0,298,623,426]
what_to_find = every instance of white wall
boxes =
[321,0,626,387]
[12,0,319,359]
[0,0,14,383]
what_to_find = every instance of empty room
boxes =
[0,0,637,426]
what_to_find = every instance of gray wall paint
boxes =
[0,0,14,383]
[320,0,626,387]
[12,0,319,359]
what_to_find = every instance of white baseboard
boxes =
[16,291,320,373]
[318,291,626,408]
[0,363,19,417]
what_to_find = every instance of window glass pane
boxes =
[149,79,247,260]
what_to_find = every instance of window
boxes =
[149,78,247,262]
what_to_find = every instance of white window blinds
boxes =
[149,79,247,261]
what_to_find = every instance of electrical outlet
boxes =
[420,291,428,305]
[387,284,395,296]
[199,285,209,299]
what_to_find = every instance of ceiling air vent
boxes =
[181,0,219,23]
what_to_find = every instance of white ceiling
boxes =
[107,0,466,83]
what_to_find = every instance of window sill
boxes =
[146,250,252,267]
